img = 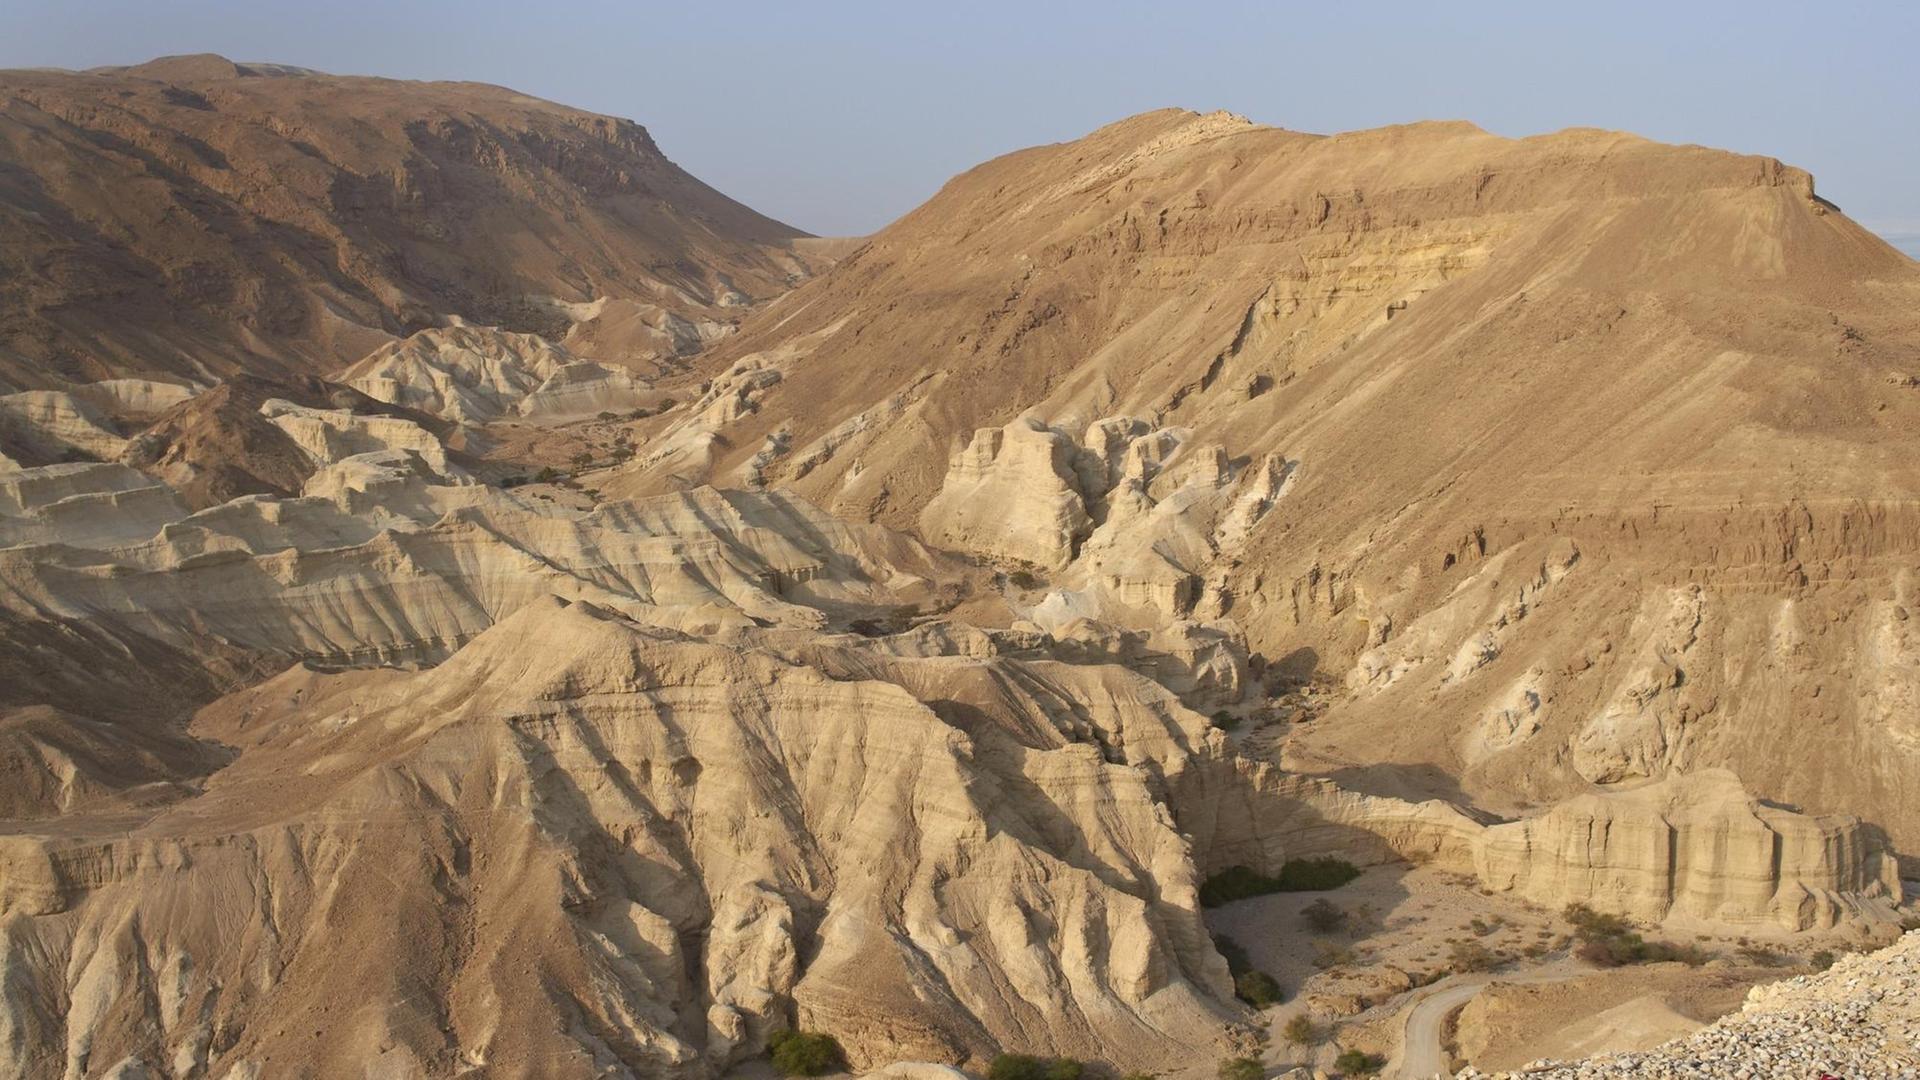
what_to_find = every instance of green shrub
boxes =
[988,1054,1083,1080]
[1210,709,1241,731]
[1045,1060,1082,1080]
[1299,898,1349,934]
[1274,857,1362,892]
[1282,1014,1320,1046]
[1574,932,1710,968]
[1333,1049,1384,1075]
[1448,939,1497,973]
[1311,941,1357,970]
[1234,969,1284,1009]
[1199,866,1272,906]
[1213,934,1252,976]
[1563,902,1632,940]
[1809,949,1837,971]
[1198,858,1362,907]
[767,1029,842,1076]
[1564,902,1707,968]
[1217,1057,1263,1080]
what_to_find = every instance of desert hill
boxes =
[0,90,1917,1079]
[0,54,828,389]
[614,108,1920,858]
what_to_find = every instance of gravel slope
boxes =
[1456,931,1920,1079]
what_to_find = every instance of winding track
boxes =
[1386,962,1586,1079]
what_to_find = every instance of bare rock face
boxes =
[4,86,1920,1080]
[921,419,1091,570]
[634,104,1920,862]
[0,596,1238,1078]
[343,325,663,424]
[0,462,189,549]
[0,390,129,463]
[1474,770,1902,930]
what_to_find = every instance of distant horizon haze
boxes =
[1,1,1913,251]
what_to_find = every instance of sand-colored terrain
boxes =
[0,58,1917,1079]
[0,54,832,388]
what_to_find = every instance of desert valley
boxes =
[0,51,1917,1080]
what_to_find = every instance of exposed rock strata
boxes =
[1474,770,1902,930]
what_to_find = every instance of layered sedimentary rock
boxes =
[2,82,1918,1079]
[0,462,190,549]
[1474,770,1902,930]
[605,106,1920,863]
[0,599,1245,1078]
[921,419,1092,570]
[0,390,129,464]
[343,326,662,424]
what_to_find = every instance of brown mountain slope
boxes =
[0,54,824,389]
[616,109,1920,855]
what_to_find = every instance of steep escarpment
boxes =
[611,108,1920,859]
[0,55,826,389]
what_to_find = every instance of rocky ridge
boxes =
[0,81,1917,1078]
[613,108,1920,867]
[0,55,829,388]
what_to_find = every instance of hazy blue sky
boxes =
[3,0,1915,249]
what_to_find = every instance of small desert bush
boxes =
[1563,903,1631,939]
[1213,933,1252,975]
[988,1055,1083,1080]
[1213,933,1282,1008]
[1299,898,1349,934]
[1563,902,1707,968]
[1574,933,1709,968]
[1333,1049,1384,1075]
[1198,858,1361,907]
[1282,1014,1320,1046]
[1312,941,1357,970]
[1216,1057,1263,1080]
[1276,857,1362,891]
[767,1030,842,1076]
[1234,969,1284,1009]
[1448,939,1497,973]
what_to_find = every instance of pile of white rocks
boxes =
[1456,930,1920,1079]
